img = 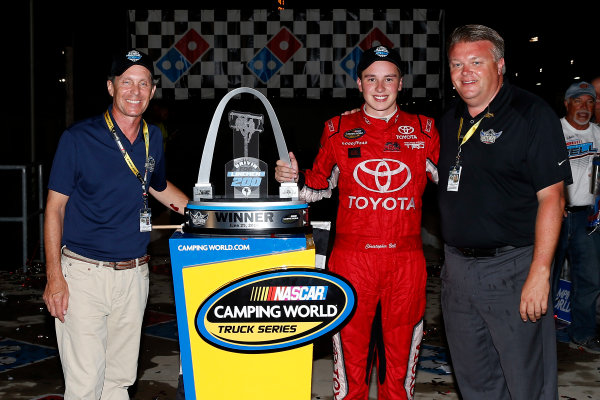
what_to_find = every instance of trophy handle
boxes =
[195,87,295,200]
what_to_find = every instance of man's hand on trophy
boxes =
[275,152,299,183]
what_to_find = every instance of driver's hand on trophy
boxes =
[275,152,299,183]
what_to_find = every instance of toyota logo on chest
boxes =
[353,159,411,193]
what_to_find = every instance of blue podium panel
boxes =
[169,232,315,400]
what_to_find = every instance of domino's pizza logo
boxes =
[247,27,302,83]
[340,28,394,81]
[156,29,210,83]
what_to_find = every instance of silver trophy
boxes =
[185,87,305,235]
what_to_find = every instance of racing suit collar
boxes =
[362,104,399,124]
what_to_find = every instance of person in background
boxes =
[552,81,600,353]
[43,49,188,399]
[437,24,571,399]
[591,76,600,123]
[275,45,439,400]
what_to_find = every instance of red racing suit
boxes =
[299,107,439,400]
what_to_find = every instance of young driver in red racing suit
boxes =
[275,46,439,400]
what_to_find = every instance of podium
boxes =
[169,232,316,399]
[168,87,354,399]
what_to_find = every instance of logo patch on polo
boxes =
[480,129,502,144]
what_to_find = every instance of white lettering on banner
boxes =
[214,305,282,319]
[177,244,250,251]
[283,304,338,318]
[555,287,571,313]
[212,304,338,319]
[347,196,416,210]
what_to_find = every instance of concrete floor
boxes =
[1,228,600,400]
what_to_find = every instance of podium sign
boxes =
[170,233,316,400]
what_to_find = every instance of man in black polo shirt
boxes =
[437,25,572,399]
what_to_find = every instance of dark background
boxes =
[2,1,598,269]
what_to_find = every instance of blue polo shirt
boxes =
[48,107,167,261]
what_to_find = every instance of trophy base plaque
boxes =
[184,197,309,236]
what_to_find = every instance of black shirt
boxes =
[437,82,572,248]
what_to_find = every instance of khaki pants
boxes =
[56,250,150,400]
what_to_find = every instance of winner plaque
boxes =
[184,87,307,235]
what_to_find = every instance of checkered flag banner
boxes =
[129,9,443,100]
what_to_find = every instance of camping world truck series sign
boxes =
[196,268,356,353]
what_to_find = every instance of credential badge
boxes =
[145,156,155,172]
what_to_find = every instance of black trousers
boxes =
[441,245,558,400]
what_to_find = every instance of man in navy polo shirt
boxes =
[43,49,188,400]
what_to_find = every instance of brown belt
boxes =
[62,248,150,270]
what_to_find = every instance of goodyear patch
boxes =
[195,268,356,353]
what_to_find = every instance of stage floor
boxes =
[1,224,599,400]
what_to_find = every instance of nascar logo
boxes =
[195,268,356,353]
[250,286,328,301]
